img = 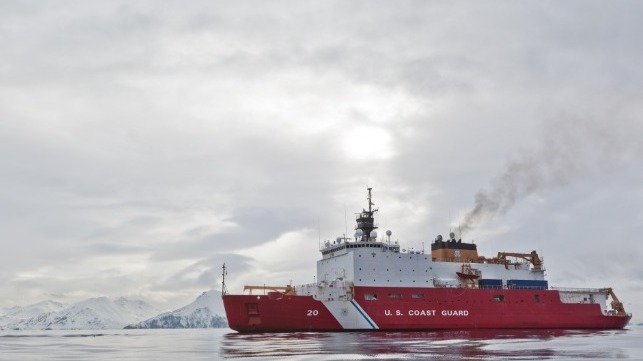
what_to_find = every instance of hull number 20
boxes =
[306,309,319,316]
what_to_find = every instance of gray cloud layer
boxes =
[1,1,642,316]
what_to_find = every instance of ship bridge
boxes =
[320,188,400,259]
[321,238,401,258]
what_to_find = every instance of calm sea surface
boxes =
[1,325,641,361]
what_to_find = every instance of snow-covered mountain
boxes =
[125,290,227,329]
[0,300,66,327]
[0,297,160,330]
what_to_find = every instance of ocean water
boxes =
[1,325,641,361]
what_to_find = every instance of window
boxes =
[388,293,402,299]
[364,293,378,301]
[492,295,505,302]
[534,294,540,303]
[246,303,259,315]
[412,293,425,299]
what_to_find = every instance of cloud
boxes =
[232,229,320,287]
[459,107,643,236]
[1,1,642,318]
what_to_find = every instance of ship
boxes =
[222,188,631,332]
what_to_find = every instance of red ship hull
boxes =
[223,286,631,332]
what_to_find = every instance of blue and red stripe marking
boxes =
[349,299,378,329]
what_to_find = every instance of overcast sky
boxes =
[1,1,642,319]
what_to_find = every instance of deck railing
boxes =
[550,287,607,293]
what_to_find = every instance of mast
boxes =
[221,263,228,296]
[355,187,378,241]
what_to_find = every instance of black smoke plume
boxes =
[459,116,640,235]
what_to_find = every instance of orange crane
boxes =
[243,285,295,295]
[607,288,627,315]
[496,251,543,270]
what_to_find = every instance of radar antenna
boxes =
[355,187,378,241]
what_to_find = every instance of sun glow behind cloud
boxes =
[340,125,393,161]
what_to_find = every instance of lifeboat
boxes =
[457,264,479,280]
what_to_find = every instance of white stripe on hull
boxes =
[320,299,379,329]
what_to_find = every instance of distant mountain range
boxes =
[125,290,227,329]
[0,297,160,330]
[0,291,228,330]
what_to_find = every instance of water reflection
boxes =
[220,329,622,360]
